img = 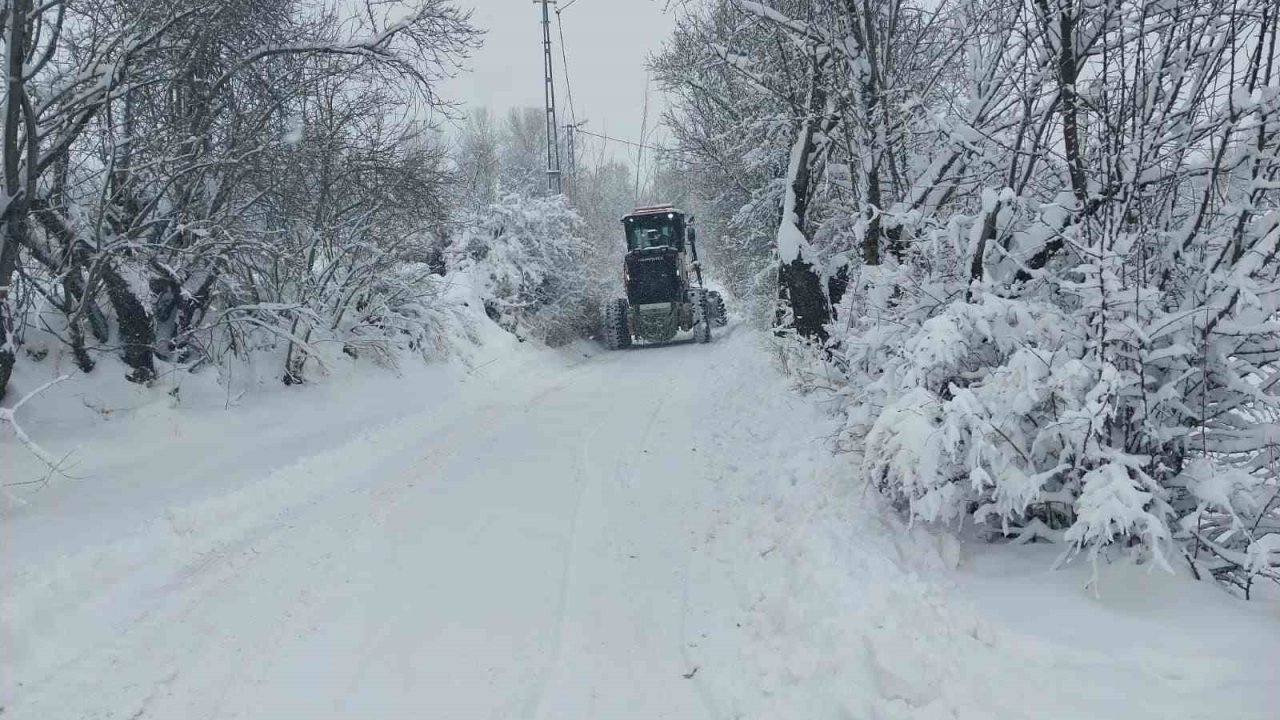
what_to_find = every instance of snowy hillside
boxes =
[3,319,1275,719]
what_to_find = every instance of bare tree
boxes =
[0,0,479,398]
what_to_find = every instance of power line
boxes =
[553,7,586,195]
[575,128,687,156]
[546,0,689,173]
[635,76,650,202]
[554,9,577,127]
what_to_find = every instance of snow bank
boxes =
[682,331,1278,720]
[0,268,584,589]
[1,270,607,710]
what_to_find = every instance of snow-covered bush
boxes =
[820,211,1280,591]
[837,264,1279,594]
[450,194,595,346]
[848,292,1164,541]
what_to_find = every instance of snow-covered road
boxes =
[3,326,1275,719]
[3,327,755,718]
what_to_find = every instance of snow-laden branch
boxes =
[0,374,71,502]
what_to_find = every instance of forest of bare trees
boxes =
[657,0,1280,595]
[0,0,479,398]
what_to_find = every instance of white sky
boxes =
[442,0,676,161]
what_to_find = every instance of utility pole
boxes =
[563,119,586,199]
[535,0,562,195]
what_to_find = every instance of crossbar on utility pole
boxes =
[535,0,562,195]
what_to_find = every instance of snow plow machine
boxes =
[602,204,727,349]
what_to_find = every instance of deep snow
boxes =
[2,314,1276,719]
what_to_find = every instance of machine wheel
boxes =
[692,292,712,344]
[708,291,728,327]
[603,298,632,350]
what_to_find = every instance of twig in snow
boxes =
[1,375,78,495]
[465,356,500,376]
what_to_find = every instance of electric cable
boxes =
[576,128,688,156]
[554,8,578,127]
[548,0,690,164]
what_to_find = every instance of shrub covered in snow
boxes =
[815,235,1280,594]
[831,270,1280,594]
[449,194,597,346]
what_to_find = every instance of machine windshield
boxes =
[624,213,685,251]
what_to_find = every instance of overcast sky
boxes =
[442,0,677,162]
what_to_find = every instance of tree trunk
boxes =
[828,260,850,317]
[0,232,17,400]
[0,1,31,401]
[1024,0,1085,274]
[32,203,154,381]
[967,202,1001,298]
[778,258,831,341]
[100,262,156,384]
[774,48,832,342]
[62,274,95,373]
[845,0,891,266]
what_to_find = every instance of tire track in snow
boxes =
[528,350,724,719]
[4,361,594,720]
[524,404,611,720]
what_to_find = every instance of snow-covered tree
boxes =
[0,0,480,395]
[450,193,592,346]
[660,0,1280,595]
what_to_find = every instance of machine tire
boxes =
[692,292,712,344]
[708,291,728,327]
[603,298,632,350]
